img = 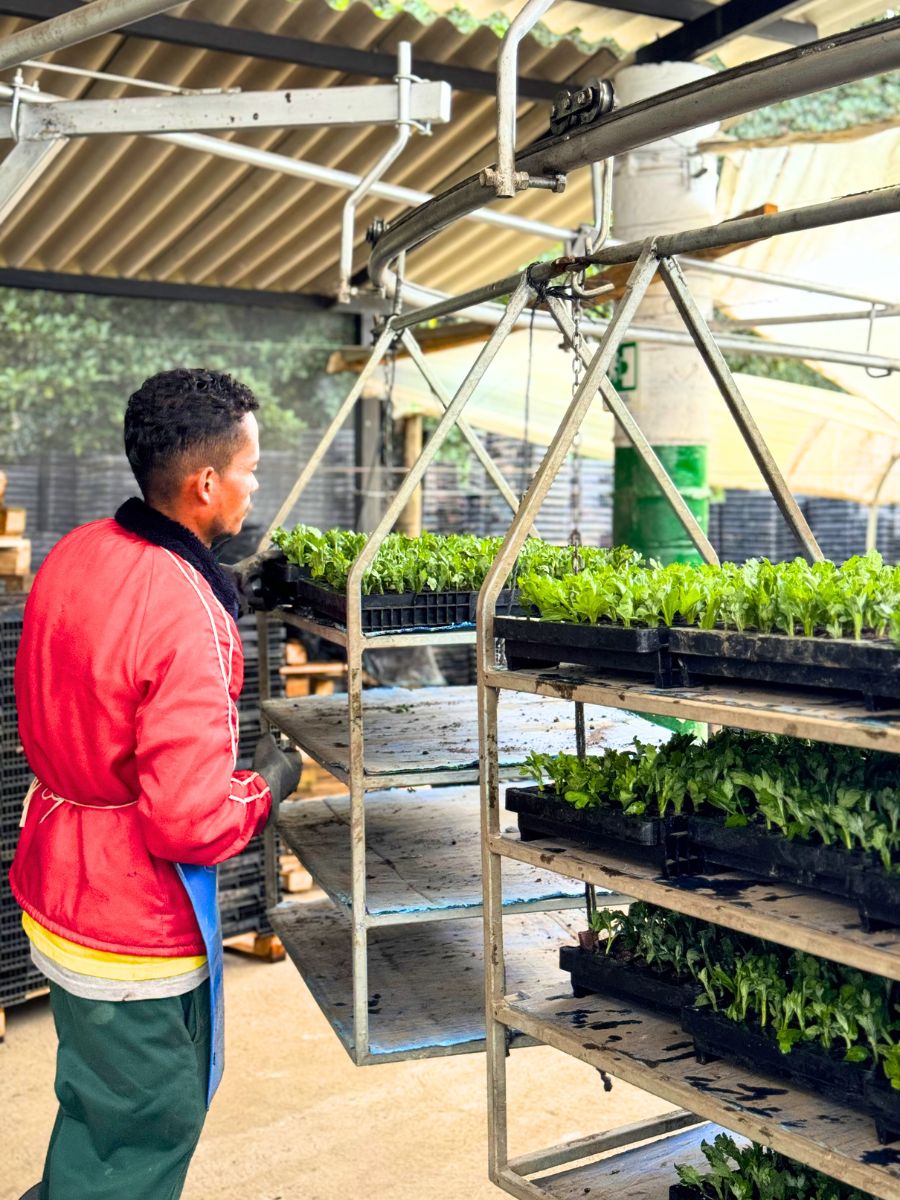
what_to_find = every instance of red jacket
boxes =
[10,519,271,956]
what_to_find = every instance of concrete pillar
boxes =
[611,61,721,563]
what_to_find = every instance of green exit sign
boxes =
[610,341,638,392]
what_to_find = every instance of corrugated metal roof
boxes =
[0,0,892,298]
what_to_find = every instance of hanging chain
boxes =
[569,297,585,573]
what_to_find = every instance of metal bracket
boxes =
[865,303,893,378]
[549,79,615,138]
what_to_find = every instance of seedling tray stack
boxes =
[275,561,519,632]
[504,784,696,877]
[671,628,900,711]
[495,615,672,683]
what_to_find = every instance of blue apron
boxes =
[175,863,224,1107]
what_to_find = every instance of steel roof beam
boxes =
[0,2,561,102]
[557,0,816,47]
[0,0,183,71]
[636,0,815,62]
[1,81,452,139]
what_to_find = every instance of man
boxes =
[11,368,300,1200]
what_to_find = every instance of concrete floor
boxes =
[2,944,668,1200]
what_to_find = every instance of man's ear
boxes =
[188,465,217,507]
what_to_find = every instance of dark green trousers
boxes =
[40,980,211,1200]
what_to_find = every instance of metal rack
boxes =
[467,240,900,1200]
[257,392,657,1064]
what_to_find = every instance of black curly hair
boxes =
[124,368,259,503]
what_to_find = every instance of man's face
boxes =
[211,412,260,539]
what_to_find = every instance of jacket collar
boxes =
[115,497,240,621]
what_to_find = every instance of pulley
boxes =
[550,79,615,138]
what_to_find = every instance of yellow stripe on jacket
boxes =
[22,913,207,982]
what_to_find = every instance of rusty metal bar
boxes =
[658,255,823,563]
[258,323,397,551]
[545,293,719,566]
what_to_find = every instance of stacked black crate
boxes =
[805,497,869,564]
[0,600,43,1006]
[714,490,805,563]
[217,614,285,938]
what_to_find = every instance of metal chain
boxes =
[569,297,584,572]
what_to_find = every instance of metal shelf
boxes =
[273,607,479,649]
[264,686,665,788]
[500,1122,728,1200]
[270,897,579,1064]
[493,831,900,982]
[277,787,600,927]
[495,986,900,1199]
[486,666,900,754]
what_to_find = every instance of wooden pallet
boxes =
[223,932,286,962]
[0,986,49,1041]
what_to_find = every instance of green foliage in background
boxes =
[728,71,900,141]
[0,288,354,458]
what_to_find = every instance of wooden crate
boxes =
[0,538,30,576]
[0,508,26,536]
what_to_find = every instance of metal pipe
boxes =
[586,158,614,255]
[546,294,719,565]
[715,307,900,329]
[382,266,900,373]
[585,186,900,269]
[0,0,185,71]
[369,17,900,284]
[659,255,823,562]
[490,0,557,198]
[685,256,896,309]
[338,42,413,304]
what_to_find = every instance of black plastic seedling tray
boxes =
[274,561,519,632]
[687,815,900,932]
[494,615,673,684]
[670,628,900,710]
[682,1006,900,1143]
[558,944,702,1015]
[669,1187,711,1200]
[505,786,697,878]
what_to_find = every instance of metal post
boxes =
[0,0,185,71]
[338,42,414,304]
[546,294,719,566]
[258,323,397,549]
[341,280,531,1061]
[477,250,657,1181]
[398,414,424,537]
[658,255,823,563]
[398,329,524,519]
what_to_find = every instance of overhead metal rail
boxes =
[0,0,184,72]
[369,17,900,285]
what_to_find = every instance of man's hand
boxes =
[226,547,282,614]
[253,733,302,826]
